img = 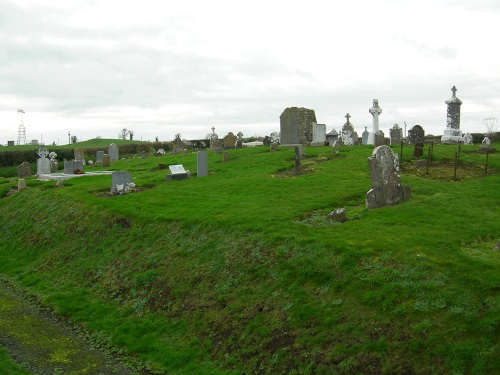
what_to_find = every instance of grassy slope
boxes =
[0,144,499,374]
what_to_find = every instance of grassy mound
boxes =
[0,144,499,374]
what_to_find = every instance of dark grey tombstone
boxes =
[374,130,385,146]
[108,143,119,162]
[96,151,104,164]
[17,162,31,178]
[366,145,411,209]
[390,124,403,145]
[111,171,132,193]
[414,143,424,158]
[408,125,425,145]
[352,131,359,145]
[74,148,84,161]
[280,110,299,145]
[7,141,15,147]
[263,136,271,146]
[223,132,237,149]
[270,143,278,152]
[197,151,208,177]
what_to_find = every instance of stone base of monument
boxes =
[166,173,188,181]
[441,129,464,144]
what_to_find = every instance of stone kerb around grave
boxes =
[366,145,411,209]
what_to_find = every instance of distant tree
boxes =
[119,129,128,140]
[71,136,78,144]
[128,130,134,141]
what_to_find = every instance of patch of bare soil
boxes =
[401,160,498,181]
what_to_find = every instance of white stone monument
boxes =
[367,99,382,145]
[36,147,51,175]
[311,122,327,146]
[441,86,464,144]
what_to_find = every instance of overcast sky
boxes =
[1,0,499,145]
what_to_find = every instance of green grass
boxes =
[0,142,499,374]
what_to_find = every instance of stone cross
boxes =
[237,132,243,140]
[451,85,457,98]
[37,147,49,158]
[211,126,215,134]
[367,99,383,145]
[345,113,351,124]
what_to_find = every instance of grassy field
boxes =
[0,142,499,374]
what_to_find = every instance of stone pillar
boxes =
[367,99,382,145]
[441,86,464,144]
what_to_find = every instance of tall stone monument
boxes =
[36,147,51,175]
[441,86,464,144]
[367,99,382,145]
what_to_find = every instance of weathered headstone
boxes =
[36,147,51,175]
[270,143,278,152]
[166,164,188,181]
[197,151,208,177]
[17,162,31,178]
[366,145,411,209]
[102,154,111,168]
[279,107,316,145]
[311,122,327,146]
[236,132,243,148]
[339,114,356,146]
[482,137,491,146]
[270,132,280,145]
[389,124,403,145]
[374,130,385,146]
[441,86,464,144]
[463,133,473,145]
[18,178,27,190]
[223,152,230,162]
[262,136,271,146]
[50,159,58,173]
[223,132,238,149]
[367,99,382,145]
[108,143,119,162]
[408,125,425,145]
[111,171,132,194]
[63,160,84,174]
[326,208,347,223]
[414,143,424,158]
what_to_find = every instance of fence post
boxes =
[485,150,489,175]
[431,142,434,163]
[400,140,403,159]
[426,146,431,175]
[457,143,461,164]
[454,152,458,180]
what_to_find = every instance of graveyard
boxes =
[0,139,499,374]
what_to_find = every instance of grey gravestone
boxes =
[463,133,473,145]
[166,164,188,181]
[326,129,338,146]
[96,151,104,164]
[366,145,411,209]
[236,132,243,148]
[50,159,58,173]
[108,143,119,162]
[102,154,111,168]
[17,162,31,178]
[362,127,369,145]
[326,208,347,223]
[111,171,132,193]
[414,143,424,158]
[270,143,278,152]
[374,130,385,146]
[279,107,316,145]
[408,125,425,145]
[441,86,464,144]
[74,148,84,161]
[18,178,27,190]
[36,147,51,175]
[352,131,359,145]
[390,124,403,145]
[367,99,383,145]
[197,151,208,177]
[482,137,491,146]
[339,114,355,146]
[223,132,238,149]
[63,160,84,174]
[263,136,271,146]
[311,122,327,146]
[270,132,280,145]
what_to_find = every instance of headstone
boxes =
[389,124,403,145]
[270,143,278,152]
[55,180,64,188]
[482,137,491,146]
[311,122,327,146]
[18,178,27,190]
[102,154,111,168]
[209,127,222,152]
[414,143,424,158]
[141,151,146,159]
[441,86,464,144]
[262,136,271,146]
[236,132,243,148]
[173,134,184,153]
[279,107,316,145]
[223,132,238,149]
[36,147,51,175]
[50,159,58,173]
[326,208,347,223]
[352,131,359,145]
[326,129,339,146]
[17,162,31,178]
[270,132,280,145]
[7,141,15,147]
[108,143,119,162]
[362,127,369,145]
[367,99,383,145]
[197,151,208,177]
[96,151,104,164]
[366,145,411,209]
[63,160,84,174]
[339,114,356,146]
[166,164,188,181]
[374,130,385,146]
[408,125,425,145]
[111,171,132,194]
[463,133,473,145]
[223,152,230,162]
[74,148,84,161]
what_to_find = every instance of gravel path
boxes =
[0,278,137,374]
